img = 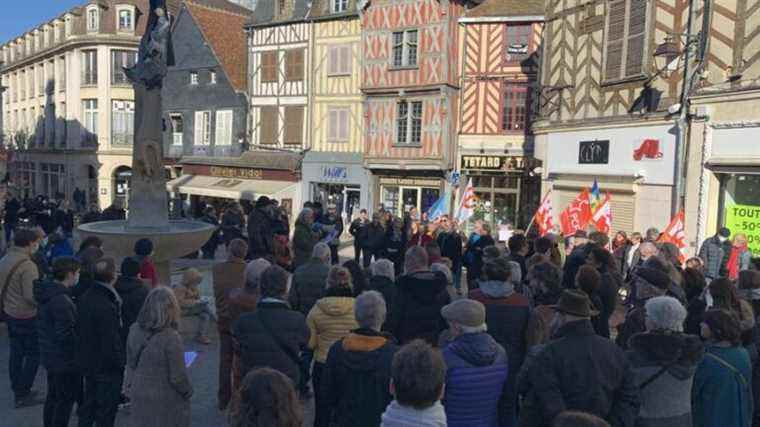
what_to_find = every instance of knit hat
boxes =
[441,299,486,327]
[635,267,671,290]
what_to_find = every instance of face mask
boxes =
[718,236,727,243]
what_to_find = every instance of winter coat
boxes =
[306,296,358,363]
[528,319,640,426]
[54,208,75,234]
[464,233,496,283]
[442,332,509,427]
[0,247,39,319]
[173,285,201,309]
[76,281,126,375]
[469,282,531,427]
[349,218,368,247]
[126,324,192,427]
[289,259,330,316]
[388,270,451,345]
[317,214,344,247]
[247,207,273,259]
[692,345,753,427]
[212,258,246,331]
[322,328,399,427]
[136,256,158,288]
[698,235,727,280]
[562,244,593,289]
[617,305,647,350]
[381,400,448,427]
[625,331,704,427]
[227,288,258,326]
[364,222,387,251]
[34,279,78,373]
[367,275,397,329]
[232,299,310,385]
[47,240,74,264]
[595,267,622,338]
[437,231,463,268]
[292,220,318,269]
[114,276,150,345]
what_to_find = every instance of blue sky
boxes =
[0,0,83,42]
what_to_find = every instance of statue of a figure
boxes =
[124,1,174,89]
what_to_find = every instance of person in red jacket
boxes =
[134,238,158,288]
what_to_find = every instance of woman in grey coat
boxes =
[126,286,193,427]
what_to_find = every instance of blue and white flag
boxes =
[426,193,449,222]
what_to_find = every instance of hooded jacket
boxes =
[307,295,358,363]
[442,332,509,427]
[76,281,126,375]
[35,279,78,373]
[322,328,399,427]
[388,270,451,345]
[625,331,704,427]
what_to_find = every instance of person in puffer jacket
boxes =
[440,299,509,427]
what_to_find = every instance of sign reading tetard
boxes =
[725,204,760,255]
[460,155,525,171]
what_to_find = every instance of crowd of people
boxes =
[2,190,760,427]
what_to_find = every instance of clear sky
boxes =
[0,0,84,43]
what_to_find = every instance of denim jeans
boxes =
[44,371,82,427]
[78,372,122,427]
[7,316,40,399]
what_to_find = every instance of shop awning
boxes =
[705,157,760,174]
[166,175,296,201]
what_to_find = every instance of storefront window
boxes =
[468,174,520,236]
[311,183,360,219]
[381,184,440,217]
[723,174,760,255]
[382,186,400,213]
[421,188,440,214]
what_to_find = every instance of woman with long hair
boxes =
[126,287,192,427]
[342,259,368,296]
[234,368,302,427]
[727,233,752,281]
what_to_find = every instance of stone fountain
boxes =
[77,0,214,284]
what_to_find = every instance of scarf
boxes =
[727,243,748,281]
[381,400,447,427]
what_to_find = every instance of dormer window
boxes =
[65,17,72,37]
[331,0,348,13]
[87,6,100,32]
[117,6,135,32]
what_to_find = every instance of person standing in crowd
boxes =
[683,267,708,336]
[174,268,215,344]
[35,257,82,426]
[134,238,158,288]
[80,204,102,225]
[363,213,387,268]
[212,238,248,411]
[200,206,220,260]
[292,208,318,269]
[381,339,447,427]
[307,266,358,427]
[617,267,672,349]
[526,290,639,426]
[575,265,608,338]
[73,187,87,213]
[440,299,509,427]
[621,232,643,279]
[507,233,530,281]
[46,232,74,265]
[222,203,246,248]
[318,204,344,265]
[586,246,623,338]
[699,227,732,282]
[321,290,398,427]
[101,200,126,221]
[114,258,150,347]
[388,246,450,345]
[233,368,303,427]
[463,220,495,289]
[53,200,75,237]
[407,221,432,248]
[77,258,125,427]
[437,216,463,290]
[71,245,105,302]
[367,259,397,328]
[709,278,756,337]
[728,233,753,281]
[645,227,660,242]
[233,265,310,386]
[248,197,274,260]
[343,260,368,296]
[349,209,369,264]
[126,287,193,427]
[611,231,628,254]
[525,261,564,347]
[625,296,704,427]
[693,309,753,427]
[289,242,331,316]
[0,228,43,408]
[385,217,406,276]
[3,192,22,247]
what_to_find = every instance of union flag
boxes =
[560,188,593,237]
[658,211,688,263]
[535,191,556,236]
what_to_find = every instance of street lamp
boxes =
[653,37,682,77]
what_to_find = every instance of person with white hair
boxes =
[367,259,397,328]
[321,291,399,427]
[289,242,331,316]
[625,296,704,427]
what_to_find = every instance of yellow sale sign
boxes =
[725,204,760,256]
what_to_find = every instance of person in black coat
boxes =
[76,258,125,427]
[113,258,149,346]
[80,204,102,225]
[247,197,274,260]
[562,232,593,289]
[363,213,387,269]
[221,203,246,247]
[349,209,369,264]
[317,205,344,265]
[199,206,220,259]
[507,233,530,281]
[367,259,398,330]
[384,217,406,277]
[387,247,451,345]
[463,220,496,289]
[436,217,463,289]
[321,290,399,427]
[4,193,22,244]
[53,201,75,237]
[34,257,82,427]
[233,265,310,386]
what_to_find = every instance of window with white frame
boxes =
[65,17,72,37]
[215,110,233,146]
[331,0,348,13]
[210,71,217,84]
[82,99,98,144]
[327,107,350,143]
[81,50,98,85]
[112,50,137,85]
[111,100,134,146]
[117,7,134,32]
[58,56,66,91]
[190,71,198,85]
[327,44,351,76]
[170,114,183,146]
[396,100,422,145]
[87,6,100,32]
[194,111,211,145]
[392,30,418,67]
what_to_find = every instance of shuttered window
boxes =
[604,0,648,81]
[215,110,233,146]
[261,51,277,83]
[327,44,352,76]
[284,106,304,145]
[327,107,350,142]
[285,49,304,82]
[558,189,635,234]
[259,106,277,144]
[194,111,211,145]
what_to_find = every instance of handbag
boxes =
[0,259,34,322]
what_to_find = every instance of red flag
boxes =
[591,193,612,234]
[535,191,555,236]
[560,188,592,237]
[658,211,688,263]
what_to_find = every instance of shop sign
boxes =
[322,166,348,181]
[633,139,663,161]
[379,177,440,187]
[460,155,525,171]
[578,140,609,164]
[209,166,263,180]
[725,203,760,255]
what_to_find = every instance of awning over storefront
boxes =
[705,157,760,174]
[166,175,296,201]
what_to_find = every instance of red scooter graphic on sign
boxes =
[633,139,663,160]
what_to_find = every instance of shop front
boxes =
[375,173,445,218]
[301,152,370,221]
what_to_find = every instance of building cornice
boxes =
[2,35,140,73]
[459,16,545,23]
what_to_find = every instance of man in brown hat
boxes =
[523,290,639,426]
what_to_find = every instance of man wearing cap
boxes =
[525,290,639,426]
[440,299,508,427]
[616,267,672,350]
[698,227,732,282]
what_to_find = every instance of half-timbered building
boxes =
[360,0,471,216]
[303,0,370,218]
[457,0,544,230]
